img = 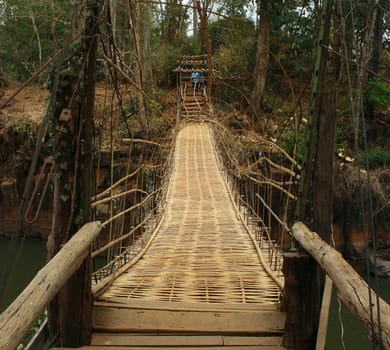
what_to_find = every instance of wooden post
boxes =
[283,91,336,350]
[283,252,322,349]
[0,222,102,350]
[312,91,336,242]
[284,0,335,344]
[57,1,101,346]
[295,0,333,222]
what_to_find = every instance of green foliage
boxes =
[12,119,35,166]
[22,311,47,346]
[122,97,139,118]
[208,16,255,55]
[149,116,172,138]
[0,0,72,81]
[367,77,390,111]
[152,43,181,86]
[282,129,306,163]
[208,16,255,104]
[160,0,189,45]
[358,147,390,168]
[268,2,316,82]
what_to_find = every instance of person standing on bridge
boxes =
[190,70,200,90]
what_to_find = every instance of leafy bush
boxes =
[358,147,390,168]
[281,129,306,163]
[367,77,390,111]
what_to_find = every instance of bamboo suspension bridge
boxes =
[85,123,286,349]
[0,55,390,350]
[96,124,283,305]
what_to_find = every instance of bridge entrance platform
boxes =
[53,123,285,349]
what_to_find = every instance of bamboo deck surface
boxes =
[52,123,286,349]
[98,123,282,305]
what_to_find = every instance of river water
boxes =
[326,262,390,349]
[0,238,46,312]
[0,239,389,349]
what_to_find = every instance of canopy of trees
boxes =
[0,0,389,161]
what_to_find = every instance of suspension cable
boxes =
[339,0,382,347]
[347,0,383,345]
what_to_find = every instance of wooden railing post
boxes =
[283,252,322,349]
[0,222,102,350]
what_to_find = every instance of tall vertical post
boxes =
[60,1,100,346]
[196,1,213,100]
[295,0,333,223]
[283,1,334,349]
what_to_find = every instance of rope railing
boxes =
[90,133,176,288]
[210,120,300,284]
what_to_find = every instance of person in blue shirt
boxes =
[190,71,200,89]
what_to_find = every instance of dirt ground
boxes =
[0,85,50,127]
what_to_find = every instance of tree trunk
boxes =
[128,0,149,135]
[332,4,343,81]
[50,0,57,43]
[360,0,379,92]
[249,0,269,123]
[29,8,42,65]
[47,1,100,346]
[369,0,383,75]
[196,1,213,99]
[141,3,154,92]
[110,0,118,46]
[367,0,384,119]
[354,0,379,133]
[193,0,198,39]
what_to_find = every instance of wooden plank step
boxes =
[94,299,280,312]
[91,333,284,347]
[92,306,285,334]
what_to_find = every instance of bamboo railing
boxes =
[211,120,300,282]
[90,135,175,293]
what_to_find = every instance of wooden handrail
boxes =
[0,221,102,350]
[291,222,390,349]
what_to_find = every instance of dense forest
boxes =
[0,0,389,252]
[0,0,389,151]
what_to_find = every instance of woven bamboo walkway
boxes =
[98,123,282,305]
[84,123,286,349]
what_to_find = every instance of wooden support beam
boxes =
[312,91,336,242]
[291,222,390,350]
[283,89,336,350]
[0,222,102,350]
[282,252,321,349]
